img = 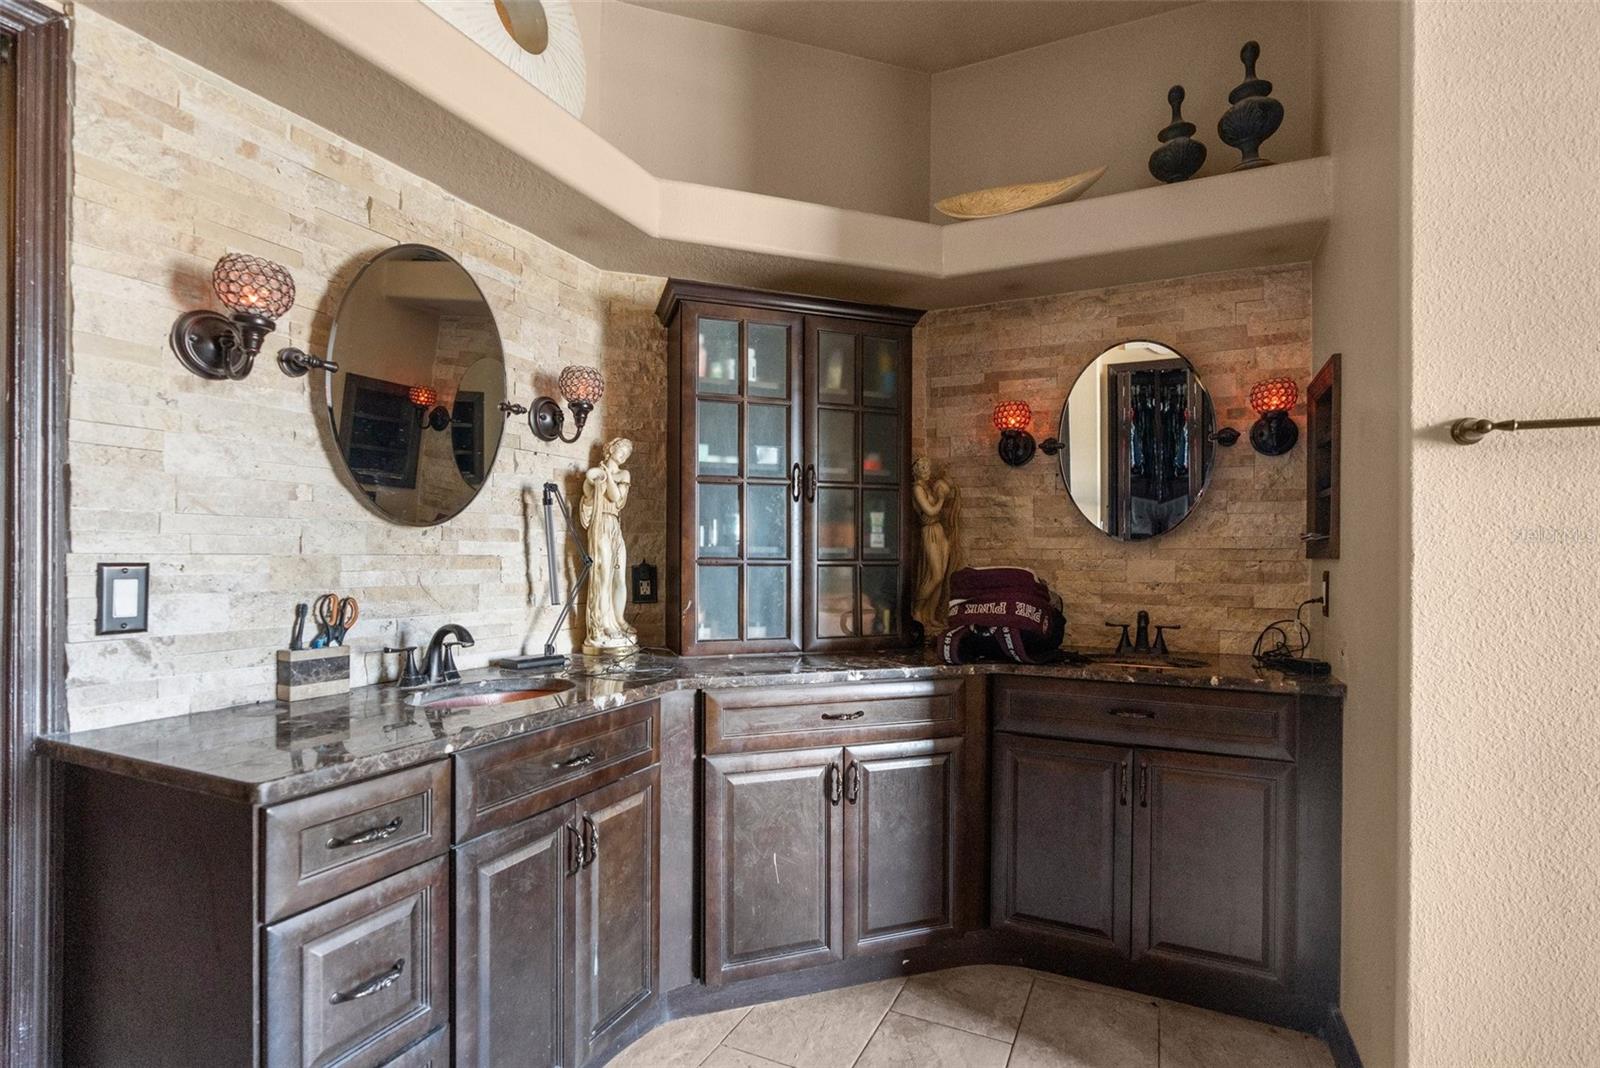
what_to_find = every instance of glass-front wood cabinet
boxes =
[657,282,922,655]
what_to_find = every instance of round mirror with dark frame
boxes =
[325,244,508,526]
[1057,339,1217,541]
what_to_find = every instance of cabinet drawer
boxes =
[992,677,1295,761]
[264,857,448,1068]
[455,700,659,841]
[703,679,963,753]
[263,762,450,923]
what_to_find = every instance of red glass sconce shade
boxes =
[1248,377,1300,455]
[408,385,439,409]
[994,400,1042,466]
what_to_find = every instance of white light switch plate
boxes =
[96,562,149,634]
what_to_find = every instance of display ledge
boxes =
[87,0,1332,308]
[39,649,1344,808]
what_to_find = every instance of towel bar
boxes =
[1450,417,1600,445]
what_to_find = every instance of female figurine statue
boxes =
[579,437,638,655]
[911,456,961,638]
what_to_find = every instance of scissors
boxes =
[311,593,359,648]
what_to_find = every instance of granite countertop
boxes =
[38,649,1343,806]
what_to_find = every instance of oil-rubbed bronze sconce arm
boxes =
[276,347,339,377]
[171,253,307,381]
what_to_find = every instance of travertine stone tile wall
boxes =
[912,265,1314,655]
[66,10,667,729]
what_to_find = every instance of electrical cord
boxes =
[1252,597,1324,667]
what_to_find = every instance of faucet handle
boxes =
[383,646,426,688]
[1152,625,1182,656]
[1104,621,1134,655]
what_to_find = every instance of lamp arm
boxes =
[540,481,594,657]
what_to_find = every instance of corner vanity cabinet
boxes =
[656,281,923,654]
[988,677,1342,1028]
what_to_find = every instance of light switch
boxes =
[96,562,149,635]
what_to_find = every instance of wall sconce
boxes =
[993,401,1067,467]
[1248,377,1300,455]
[169,254,312,380]
[409,385,451,431]
[518,364,604,443]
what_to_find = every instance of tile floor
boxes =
[611,965,1336,1068]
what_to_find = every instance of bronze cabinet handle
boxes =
[845,762,860,805]
[1139,764,1151,808]
[821,710,865,722]
[326,816,402,849]
[826,762,842,806]
[554,751,597,769]
[1107,708,1156,720]
[1119,762,1129,806]
[804,464,818,502]
[567,821,584,875]
[582,815,598,867]
[330,959,404,1003]
[789,462,802,502]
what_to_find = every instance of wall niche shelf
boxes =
[1304,353,1341,559]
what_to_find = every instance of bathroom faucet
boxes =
[1104,610,1181,656]
[422,624,475,684]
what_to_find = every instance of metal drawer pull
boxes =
[330,959,404,1003]
[826,762,842,806]
[845,762,861,805]
[821,710,865,722]
[582,815,599,866]
[567,821,583,875]
[1118,762,1129,806]
[1107,708,1156,720]
[326,816,403,849]
[553,751,597,769]
[1139,764,1151,808]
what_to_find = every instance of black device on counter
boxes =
[1267,655,1331,676]
[492,654,569,671]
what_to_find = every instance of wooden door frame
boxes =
[1,1,69,1064]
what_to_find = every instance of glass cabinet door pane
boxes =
[747,484,788,559]
[817,566,856,638]
[697,318,739,394]
[817,488,855,560]
[862,337,900,406]
[817,331,856,405]
[861,489,899,560]
[817,409,856,482]
[697,483,740,557]
[697,401,740,477]
[696,566,739,640]
[861,413,899,482]
[746,404,789,478]
[861,566,899,637]
[747,323,789,399]
[746,566,788,640]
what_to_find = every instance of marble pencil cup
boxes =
[276,646,350,703]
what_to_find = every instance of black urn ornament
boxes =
[1148,85,1207,183]
[1217,40,1284,170]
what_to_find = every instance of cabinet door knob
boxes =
[582,814,599,866]
[1118,762,1129,806]
[804,464,818,503]
[566,821,583,875]
[845,761,861,804]
[826,762,842,806]
[1139,764,1151,808]
[789,462,802,502]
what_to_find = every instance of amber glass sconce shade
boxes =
[1248,376,1300,455]
[170,253,336,380]
[994,400,1041,466]
[524,364,605,443]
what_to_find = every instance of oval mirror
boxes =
[1057,340,1217,541]
[326,245,507,526]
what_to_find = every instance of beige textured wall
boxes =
[913,264,1312,654]
[930,1,1319,216]
[574,0,932,220]
[1408,2,1600,1065]
[66,10,667,731]
[1308,2,1406,1065]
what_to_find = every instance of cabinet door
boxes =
[454,804,577,1068]
[804,315,912,650]
[702,747,844,986]
[573,766,660,1066]
[1133,750,1295,984]
[991,733,1133,958]
[675,301,804,654]
[842,738,963,956]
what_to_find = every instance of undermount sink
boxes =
[407,677,575,711]
[1085,655,1208,672]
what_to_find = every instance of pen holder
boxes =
[276,646,350,703]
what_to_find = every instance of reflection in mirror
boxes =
[1057,340,1216,541]
[326,245,506,525]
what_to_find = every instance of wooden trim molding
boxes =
[0,1,70,1064]
[653,278,925,329]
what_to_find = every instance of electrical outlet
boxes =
[1321,571,1330,616]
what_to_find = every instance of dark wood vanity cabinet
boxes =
[699,680,977,987]
[989,677,1340,1030]
[656,281,923,655]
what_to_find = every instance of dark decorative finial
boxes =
[1149,84,1207,183]
[1218,40,1284,170]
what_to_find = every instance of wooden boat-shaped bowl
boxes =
[934,165,1108,220]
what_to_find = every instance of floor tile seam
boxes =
[1000,977,1038,1068]
[843,984,907,1068]
[889,996,1029,1045]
